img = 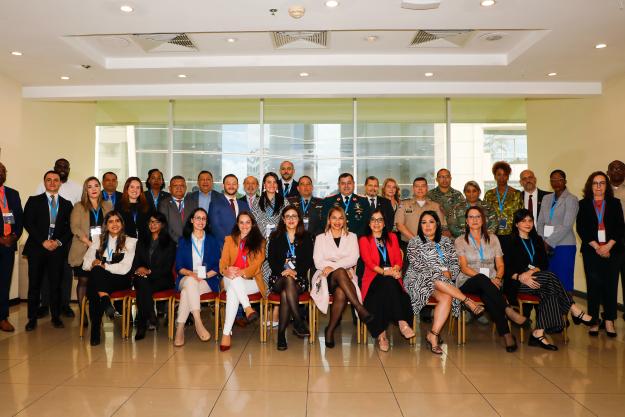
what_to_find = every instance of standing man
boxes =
[188,171,219,213]
[101,171,123,207]
[363,176,395,233]
[395,177,447,246]
[288,175,324,236]
[519,169,550,221]
[321,173,370,236]
[158,176,197,243]
[0,162,23,332]
[23,171,73,331]
[36,158,82,205]
[243,175,259,208]
[278,160,300,199]
[607,160,625,319]
[208,174,250,244]
[427,168,465,231]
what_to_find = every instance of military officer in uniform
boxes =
[287,175,324,236]
[321,173,370,237]
[427,168,465,235]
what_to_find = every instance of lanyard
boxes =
[434,242,445,263]
[106,241,114,261]
[549,196,558,221]
[285,233,296,258]
[151,190,159,207]
[48,195,58,220]
[469,234,484,261]
[0,190,8,210]
[104,192,116,206]
[91,207,101,225]
[192,235,205,260]
[495,187,508,213]
[300,198,310,214]
[376,239,388,263]
[594,200,605,224]
[521,238,535,264]
[132,210,138,225]
[342,194,352,213]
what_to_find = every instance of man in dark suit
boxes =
[187,170,221,214]
[158,175,197,243]
[520,169,550,221]
[278,160,300,199]
[363,176,395,233]
[23,170,73,331]
[208,174,250,244]
[0,162,23,332]
[288,175,324,236]
[102,171,123,207]
[321,173,371,237]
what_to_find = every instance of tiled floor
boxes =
[1,301,624,417]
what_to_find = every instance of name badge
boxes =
[286,258,296,270]
[48,224,55,239]
[303,217,309,230]
[480,267,490,276]
[2,211,15,225]
[90,226,102,239]
[598,229,607,243]
[196,265,206,279]
[266,224,276,238]
[405,208,413,214]
[543,225,554,238]
[528,264,535,270]
[498,218,507,230]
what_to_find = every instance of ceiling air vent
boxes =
[409,29,474,48]
[271,31,328,49]
[132,33,198,52]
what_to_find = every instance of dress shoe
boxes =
[36,306,49,319]
[245,310,259,324]
[101,296,117,320]
[25,319,37,331]
[0,319,15,332]
[293,321,310,338]
[61,305,75,318]
[234,318,248,328]
[277,333,288,351]
[135,327,146,341]
[505,335,518,353]
[90,333,101,346]
[324,326,335,348]
[51,317,64,328]
[528,334,558,351]
[219,344,231,352]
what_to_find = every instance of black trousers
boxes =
[363,275,413,338]
[618,255,625,316]
[460,274,510,336]
[87,267,131,332]
[582,250,622,321]
[132,275,172,327]
[40,261,73,308]
[27,250,64,320]
[0,246,15,320]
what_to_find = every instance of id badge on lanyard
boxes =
[48,224,55,240]
[598,229,607,243]
[2,211,15,225]
[543,225,554,238]
[90,226,102,239]
[303,217,309,230]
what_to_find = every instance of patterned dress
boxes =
[251,196,288,292]
[483,186,523,236]
[404,236,461,318]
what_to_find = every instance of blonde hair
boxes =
[324,206,349,235]
[382,177,400,202]
[80,177,104,211]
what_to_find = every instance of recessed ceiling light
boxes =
[226,38,237,43]
[595,43,607,49]
[365,35,378,42]
[11,51,22,56]
[325,0,339,7]
[547,72,557,77]
[424,72,434,77]
[299,72,310,77]
[60,76,70,80]
[120,5,134,13]
[177,74,187,78]
[480,0,496,6]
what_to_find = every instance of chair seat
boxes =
[219,291,263,302]
[518,294,540,303]
[110,289,134,300]
[267,291,311,303]
[152,289,176,300]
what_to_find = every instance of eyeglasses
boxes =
[370,217,384,223]
[284,214,299,220]
[592,181,606,187]
[193,217,207,221]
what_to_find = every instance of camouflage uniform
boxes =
[427,186,466,224]
[448,199,499,238]
[483,186,523,236]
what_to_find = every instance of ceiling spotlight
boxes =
[325,0,339,7]
[595,43,607,49]
[11,51,22,56]
[480,0,496,6]
[177,74,187,78]
[60,76,70,80]
[288,5,305,19]
[547,72,557,77]
[226,38,237,43]
[365,35,378,42]
[299,72,310,77]
[120,5,134,13]
[424,72,434,77]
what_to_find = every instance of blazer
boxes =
[267,231,314,281]
[504,234,549,278]
[68,201,113,267]
[188,189,221,213]
[321,194,372,237]
[133,235,176,289]
[174,233,221,292]
[521,189,550,219]
[82,234,137,275]
[115,201,151,242]
[358,232,404,300]
[365,195,395,234]
[23,193,73,257]
[278,179,300,199]
[219,235,266,295]
[144,190,170,214]
[158,193,198,243]
[576,197,625,255]
[287,196,324,236]
[208,193,251,244]
[536,189,579,247]
[0,185,23,251]
[310,231,361,314]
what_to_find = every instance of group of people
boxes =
[0,158,624,354]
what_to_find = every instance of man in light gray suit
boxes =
[158,175,198,243]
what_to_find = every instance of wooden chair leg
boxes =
[308,302,314,344]
[168,299,174,340]
[260,301,265,343]
[519,302,525,343]
[410,315,417,345]
[460,311,464,345]
[214,299,220,342]
[563,314,568,344]
[79,297,87,338]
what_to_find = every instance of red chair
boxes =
[264,291,314,344]
[517,293,568,343]
[79,289,133,339]
[409,296,458,346]
[215,291,265,342]
[169,291,219,340]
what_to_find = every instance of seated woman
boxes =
[267,206,313,350]
[115,177,151,242]
[504,208,593,351]
[174,208,221,347]
[404,210,484,355]
[311,206,373,349]
[219,211,266,351]
[359,208,415,352]
[454,206,530,353]
[82,211,137,346]
[132,212,176,341]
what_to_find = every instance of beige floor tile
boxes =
[170,342,244,365]
[377,344,453,368]
[0,360,84,385]
[144,362,233,389]
[516,346,602,368]
[308,366,391,392]
[0,358,23,372]
[462,366,561,394]
[307,392,403,417]
[395,393,499,417]
[240,343,310,366]
[309,343,382,367]
[16,385,135,417]
[209,390,307,417]
[225,364,308,391]
[113,387,220,417]
[445,345,529,369]
[0,383,55,417]
[484,393,595,417]
[28,340,105,365]
[535,366,625,393]
[63,361,163,388]
[385,366,477,393]
[93,339,176,364]
[570,393,625,417]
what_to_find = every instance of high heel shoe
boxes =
[324,326,335,348]
[571,310,593,326]
[505,335,518,353]
[292,321,310,338]
[462,297,485,317]
[425,330,443,355]
[528,333,558,351]
[277,333,288,351]
[398,322,416,339]
[604,320,617,338]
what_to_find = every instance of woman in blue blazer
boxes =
[174,207,221,346]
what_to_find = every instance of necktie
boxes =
[176,199,184,220]
[50,194,57,223]
[344,196,349,204]
[370,198,375,208]
[528,194,534,216]
[229,199,236,214]
[284,183,290,195]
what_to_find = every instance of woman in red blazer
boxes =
[359,208,415,351]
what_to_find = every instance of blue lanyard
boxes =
[91,208,101,225]
[300,198,310,214]
[376,239,388,263]
[495,187,508,213]
[521,238,535,264]
[104,192,116,206]
[151,191,159,207]
[549,196,558,221]
[192,236,205,260]
[48,195,58,220]
[342,194,352,213]
[106,241,114,261]
[1,191,7,209]
[434,242,445,263]
[285,233,296,258]
[469,234,484,261]
[594,200,605,224]
[132,210,138,224]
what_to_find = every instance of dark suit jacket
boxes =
[576,197,625,255]
[23,193,73,257]
[145,190,171,214]
[207,193,250,245]
[158,193,198,243]
[365,195,395,233]
[0,186,23,251]
[102,191,123,207]
[287,196,324,236]
[132,235,176,289]
[521,189,550,219]
[267,230,313,281]
[188,190,221,213]
[114,201,151,242]
[321,194,371,237]
[278,179,300,199]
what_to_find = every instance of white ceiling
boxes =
[2,0,624,99]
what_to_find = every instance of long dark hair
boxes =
[182,208,209,239]
[511,208,540,240]
[582,171,613,200]
[259,172,284,213]
[270,205,306,244]
[463,206,490,244]
[120,177,149,213]
[363,208,389,242]
[417,210,442,243]
[143,211,172,248]
[98,210,127,256]
[230,211,264,255]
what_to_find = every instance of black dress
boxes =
[115,201,151,242]
[267,231,313,294]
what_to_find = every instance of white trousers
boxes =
[176,277,211,324]
[222,276,259,336]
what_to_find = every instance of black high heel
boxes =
[324,326,335,348]
[425,330,443,355]
[571,310,593,326]
[277,333,288,351]
[462,297,485,317]
[505,335,518,353]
